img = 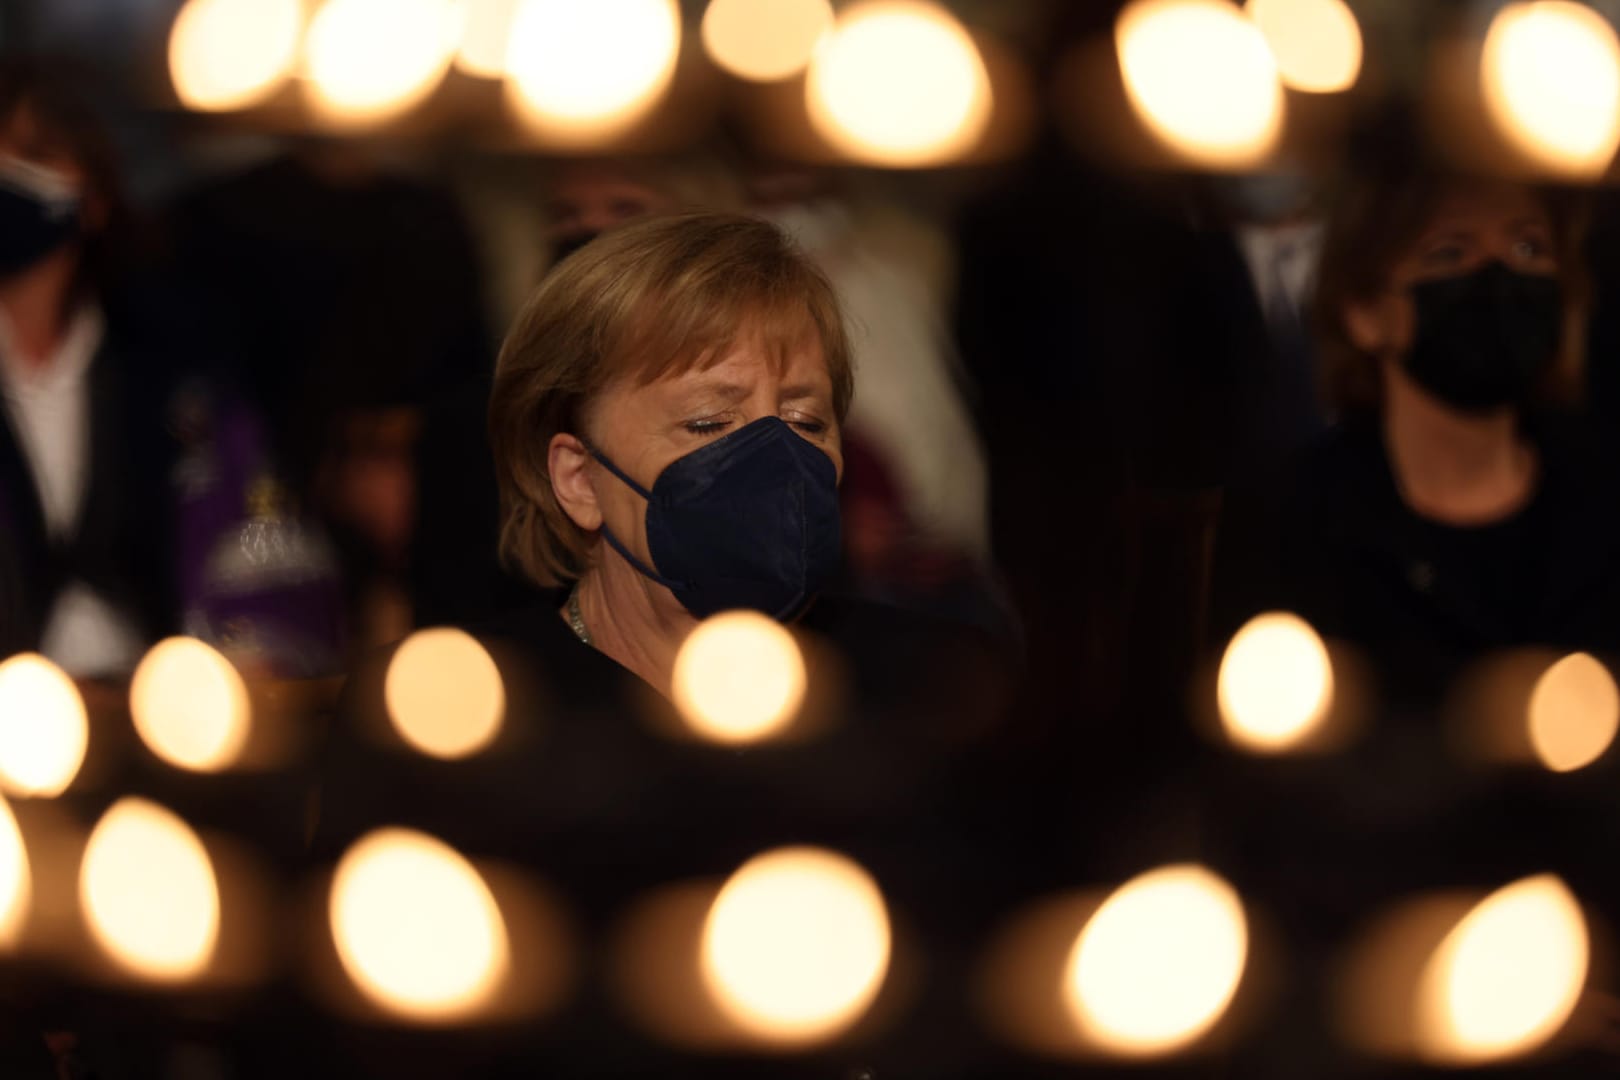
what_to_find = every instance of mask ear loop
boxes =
[581,439,689,592]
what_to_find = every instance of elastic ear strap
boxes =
[587,444,653,500]
[597,522,685,591]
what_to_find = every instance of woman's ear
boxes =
[1343,293,1399,356]
[548,432,602,531]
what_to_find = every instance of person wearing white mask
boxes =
[0,61,174,676]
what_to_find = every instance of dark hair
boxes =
[0,56,136,296]
[1313,145,1589,415]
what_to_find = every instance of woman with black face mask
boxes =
[1214,156,1619,712]
[1207,156,1620,1078]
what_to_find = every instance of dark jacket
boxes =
[0,320,179,658]
[1207,417,1620,1079]
[1214,416,1620,710]
[313,594,1033,1078]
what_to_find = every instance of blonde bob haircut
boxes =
[489,209,853,589]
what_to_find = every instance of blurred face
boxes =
[545,163,674,257]
[0,100,102,282]
[0,101,89,189]
[1344,182,1558,360]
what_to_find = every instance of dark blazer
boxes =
[0,323,179,658]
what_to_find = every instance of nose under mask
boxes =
[1401,260,1563,412]
[588,416,843,621]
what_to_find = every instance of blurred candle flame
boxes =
[1245,0,1362,93]
[1528,652,1619,772]
[1115,0,1285,169]
[303,0,460,126]
[130,637,252,773]
[1217,612,1335,753]
[702,0,833,83]
[329,828,510,1023]
[1481,0,1620,179]
[671,612,807,746]
[80,798,220,982]
[805,0,992,167]
[0,653,88,798]
[505,0,682,141]
[384,628,506,760]
[1419,874,1588,1064]
[701,846,891,1044]
[1063,864,1248,1057]
[168,0,306,112]
[0,794,29,948]
[455,0,521,78]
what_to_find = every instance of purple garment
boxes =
[171,383,346,677]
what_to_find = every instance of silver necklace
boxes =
[565,583,593,647]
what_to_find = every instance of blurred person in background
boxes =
[318,211,1018,1076]
[0,57,169,675]
[0,59,348,685]
[1208,142,1620,1080]
[174,139,488,654]
[1205,162,1331,472]
[0,56,343,1077]
[1214,152,1620,706]
[0,58,342,682]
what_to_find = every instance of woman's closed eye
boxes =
[683,418,731,436]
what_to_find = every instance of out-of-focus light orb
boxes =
[702,0,833,82]
[1064,864,1249,1057]
[1420,874,1588,1064]
[506,0,682,138]
[130,637,252,773]
[806,0,992,167]
[0,653,88,798]
[0,795,30,948]
[384,628,505,760]
[1529,652,1620,772]
[1482,1,1620,179]
[702,846,891,1043]
[80,798,220,982]
[456,0,521,78]
[1115,0,1285,169]
[1244,0,1362,93]
[671,612,807,745]
[168,0,306,112]
[330,828,509,1022]
[1217,612,1334,753]
[303,0,460,125]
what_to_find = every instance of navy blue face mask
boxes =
[588,416,842,621]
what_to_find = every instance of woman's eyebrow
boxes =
[780,382,829,401]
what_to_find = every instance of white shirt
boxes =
[771,200,992,559]
[1236,220,1325,328]
[0,304,146,676]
